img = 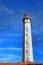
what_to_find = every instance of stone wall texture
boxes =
[0,62,43,65]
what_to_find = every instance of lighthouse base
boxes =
[0,62,43,65]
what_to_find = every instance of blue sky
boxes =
[0,0,43,63]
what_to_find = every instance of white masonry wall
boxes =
[24,19,33,62]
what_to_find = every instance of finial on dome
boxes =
[25,14,30,18]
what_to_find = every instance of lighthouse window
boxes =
[26,41,28,44]
[26,27,28,32]
[26,50,28,53]
[26,60,28,62]
[26,34,28,36]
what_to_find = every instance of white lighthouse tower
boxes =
[22,14,33,62]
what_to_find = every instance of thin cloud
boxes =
[3,33,22,37]
[0,56,21,61]
[0,47,22,51]
[0,39,8,41]
[0,54,21,62]
[0,6,14,14]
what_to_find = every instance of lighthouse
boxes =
[22,14,33,62]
